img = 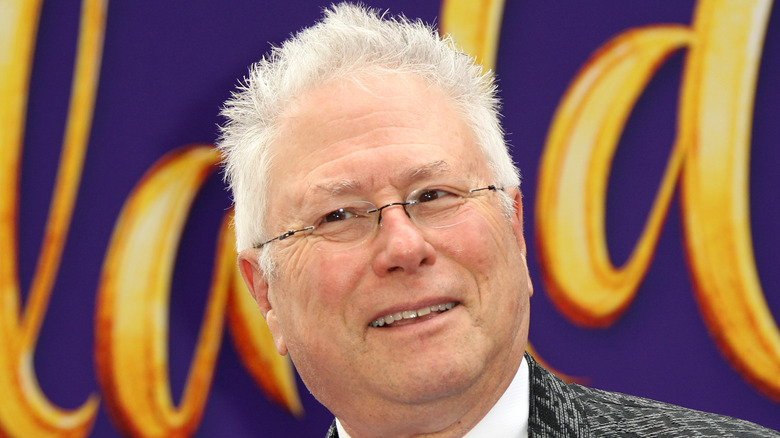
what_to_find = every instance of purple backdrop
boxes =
[18,0,779,435]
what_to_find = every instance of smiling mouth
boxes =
[369,302,458,327]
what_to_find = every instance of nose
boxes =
[371,204,436,276]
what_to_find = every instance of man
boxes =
[218,3,779,437]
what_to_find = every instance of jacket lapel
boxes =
[526,353,590,437]
[326,419,339,438]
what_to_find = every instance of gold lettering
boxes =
[94,146,303,436]
[2,0,303,433]
[536,25,692,326]
[95,146,228,437]
[439,0,506,69]
[226,265,303,416]
[0,0,105,435]
[4,1,777,436]
[680,0,780,400]
[536,0,780,398]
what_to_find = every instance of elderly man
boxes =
[218,3,778,437]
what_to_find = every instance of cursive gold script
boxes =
[535,0,780,400]
[0,0,777,436]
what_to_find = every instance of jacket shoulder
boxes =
[569,375,779,437]
[527,353,779,437]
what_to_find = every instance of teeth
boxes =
[369,302,458,327]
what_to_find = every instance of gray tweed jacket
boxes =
[326,353,779,437]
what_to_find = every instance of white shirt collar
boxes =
[336,356,529,437]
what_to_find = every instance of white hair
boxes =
[218,2,520,275]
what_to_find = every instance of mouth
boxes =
[368,302,458,328]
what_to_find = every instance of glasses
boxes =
[255,184,502,252]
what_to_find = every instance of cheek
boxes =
[433,215,504,271]
[434,211,527,316]
[277,245,368,319]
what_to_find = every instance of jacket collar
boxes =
[526,353,590,437]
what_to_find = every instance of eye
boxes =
[321,208,358,223]
[415,189,455,203]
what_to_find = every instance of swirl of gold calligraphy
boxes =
[0,0,301,436]
[1,0,104,436]
[1,0,777,437]
[535,0,780,401]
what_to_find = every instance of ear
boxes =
[508,188,534,297]
[238,249,288,356]
[507,188,526,253]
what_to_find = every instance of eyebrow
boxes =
[313,160,453,198]
[315,179,363,198]
[408,160,451,180]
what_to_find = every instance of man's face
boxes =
[239,73,533,431]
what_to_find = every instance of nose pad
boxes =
[375,202,412,226]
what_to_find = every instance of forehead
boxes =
[267,73,490,216]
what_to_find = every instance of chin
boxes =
[378,354,486,405]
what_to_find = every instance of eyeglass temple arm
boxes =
[255,225,315,248]
[470,185,500,193]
